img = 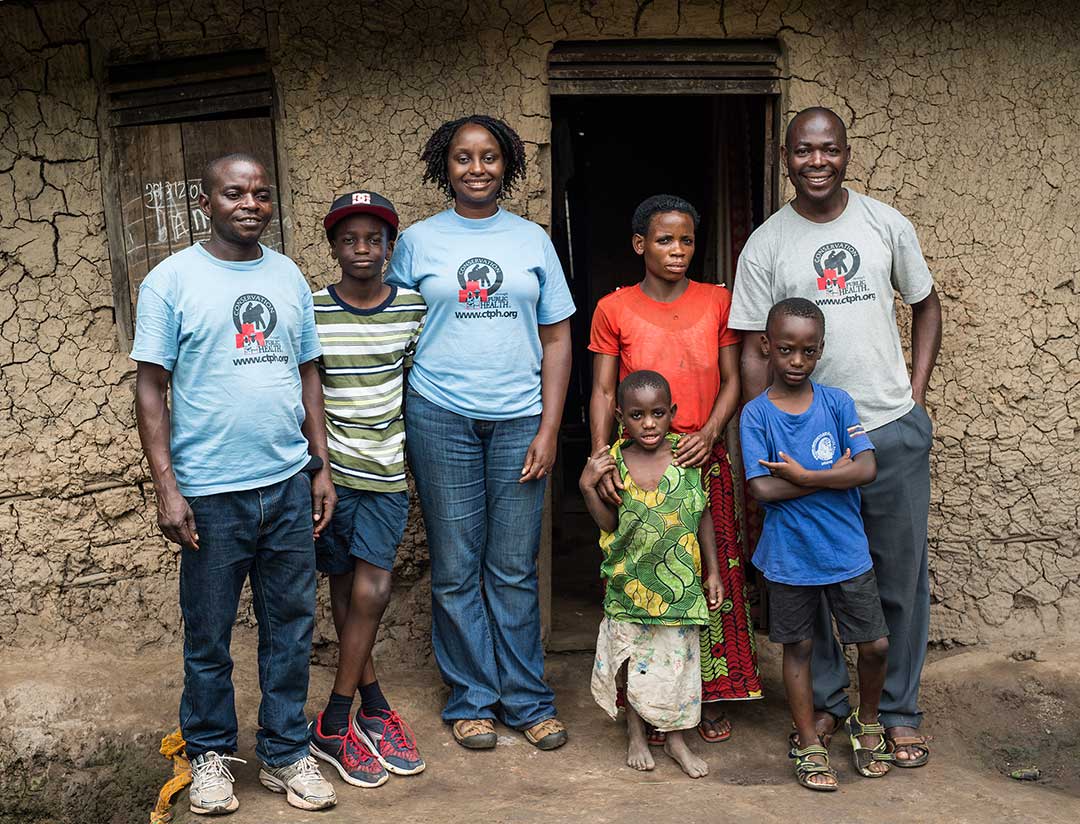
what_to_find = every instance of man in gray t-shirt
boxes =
[730,107,942,769]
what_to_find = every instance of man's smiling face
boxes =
[782,110,851,207]
[199,159,273,247]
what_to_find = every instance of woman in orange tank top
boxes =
[588,195,763,744]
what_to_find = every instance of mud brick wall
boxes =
[1,0,1077,656]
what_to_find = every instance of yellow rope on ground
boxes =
[149,728,191,824]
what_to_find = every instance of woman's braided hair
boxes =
[420,115,527,200]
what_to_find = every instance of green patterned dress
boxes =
[599,435,709,626]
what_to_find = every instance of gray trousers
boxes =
[811,403,933,730]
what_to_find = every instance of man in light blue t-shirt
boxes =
[131,153,337,814]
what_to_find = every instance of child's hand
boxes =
[580,448,617,490]
[704,570,724,610]
[758,451,809,485]
[833,448,853,468]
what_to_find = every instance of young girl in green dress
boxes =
[580,370,722,777]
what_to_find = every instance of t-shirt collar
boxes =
[327,283,398,315]
[787,187,855,228]
[763,381,819,418]
[195,241,267,270]
[444,207,504,230]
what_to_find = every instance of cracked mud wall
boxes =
[1,0,1077,657]
[0,0,278,652]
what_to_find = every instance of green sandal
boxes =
[792,744,838,792]
[846,709,895,778]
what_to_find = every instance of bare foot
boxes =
[627,733,655,770]
[625,705,655,771]
[813,710,842,746]
[663,730,709,778]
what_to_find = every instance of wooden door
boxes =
[113,116,285,316]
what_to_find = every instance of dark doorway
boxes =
[547,94,772,650]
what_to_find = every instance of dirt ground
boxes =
[2,632,1078,824]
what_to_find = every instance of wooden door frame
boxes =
[542,39,782,646]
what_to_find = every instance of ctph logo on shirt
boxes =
[811,431,837,465]
[453,257,516,320]
[457,257,504,303]
[233,294,278,346]
[813,242,861,292]
[231,294,287,367]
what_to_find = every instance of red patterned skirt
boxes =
[701,442,763,701]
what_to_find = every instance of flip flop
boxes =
[645,723,666,747]
[697,715,732,744]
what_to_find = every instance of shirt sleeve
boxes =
[837,390,874,457]
[536,233,576,325]
[129,277,179,371]
[404,304,427,369]
[588,296,621,356]
[715,286,740,347]
[891,217,934,304]
[384,230,416,288]
[729,237,775,331]
[297,280,322,364]
[739,403,772,480]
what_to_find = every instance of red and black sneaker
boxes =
[308,714,388,788]
[355,709,426,775]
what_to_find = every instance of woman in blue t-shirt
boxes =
[385,115,575,752]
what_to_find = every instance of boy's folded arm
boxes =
[748,475,816,502]
[802,449,877,490]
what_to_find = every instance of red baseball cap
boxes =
[323,190,399,240]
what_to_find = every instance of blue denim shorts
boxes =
[315,485,410,574]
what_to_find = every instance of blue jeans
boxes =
[405,389,555,728]
[179,471,316,766]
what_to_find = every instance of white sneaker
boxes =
[259,754,337,810]
[189,751,245,815]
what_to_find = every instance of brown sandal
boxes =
[886,731,930,768]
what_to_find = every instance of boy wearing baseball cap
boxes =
[308,191,427,787]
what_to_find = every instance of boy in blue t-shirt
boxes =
[740,297,892,792]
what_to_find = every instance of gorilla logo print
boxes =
[232,293,278,348]
[456,257,504,303]
[813,242,861,292]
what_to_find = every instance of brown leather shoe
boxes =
[452,719,497,750]
[522,717,567,751]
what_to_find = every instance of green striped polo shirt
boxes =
[313,284,426,492]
